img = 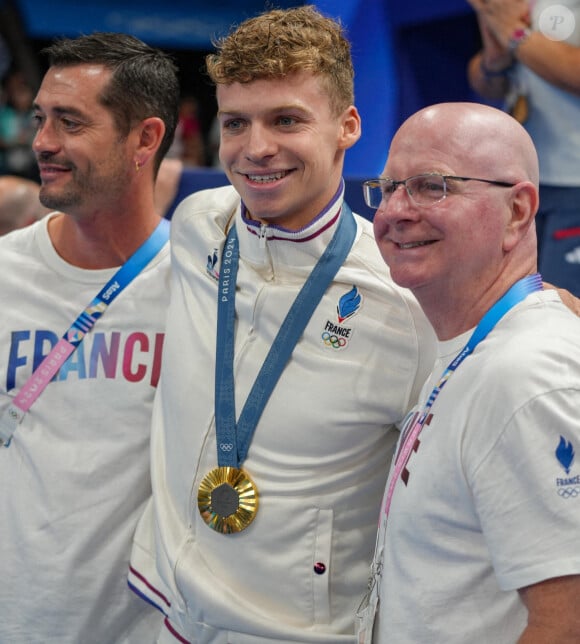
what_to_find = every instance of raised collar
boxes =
[236,181,352,271]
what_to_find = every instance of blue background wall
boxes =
[4,0,482,178]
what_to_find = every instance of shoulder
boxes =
[348,212,391,284]
[172,185,239,225]
[498,292,580,366]
[169,186,239,271]
[171,186,238,242]
[472,292,580,405]
[349,212,430,329]
[345,212,437,393]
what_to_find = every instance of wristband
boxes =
[479,59,513,79]
[508,27,532,53]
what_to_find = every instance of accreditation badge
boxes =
[198,466,259,533]
[356,546,383,644]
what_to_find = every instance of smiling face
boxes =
[32,64,134,217]
[373,144,510,294]
[217,71,360,230]
[373,103,539,329]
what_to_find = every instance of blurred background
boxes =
[0,0,482,185]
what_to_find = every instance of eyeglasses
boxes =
[362,173,517,209]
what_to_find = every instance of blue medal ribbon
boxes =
[215,203,357,467]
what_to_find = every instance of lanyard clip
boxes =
[0,403,25,447]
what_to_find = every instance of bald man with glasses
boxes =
[358,101,580,644]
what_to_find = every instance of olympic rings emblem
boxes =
[219,443,234,452]
[557,486,580,499]
[321,331,347,349]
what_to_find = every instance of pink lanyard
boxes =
[0,219,169,447]
[382,273,543,519]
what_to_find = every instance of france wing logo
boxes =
[337,285,361,323]
[206,248,219,280]
[556,436,575,475]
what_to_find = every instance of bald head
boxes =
[375,102,541,337]
[0,176,50,236]
[391,102,539,188]
[384,101,539,265]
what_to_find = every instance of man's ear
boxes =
[338,105,362,151]
[503,181,538,252]
[134,116,166,169]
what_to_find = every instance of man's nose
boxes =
[244,124,277,160]
[33,120,60,155]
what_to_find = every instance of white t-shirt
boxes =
[373,290,580,643]
[0,214,169,643]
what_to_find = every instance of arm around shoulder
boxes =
[543,282,580,317]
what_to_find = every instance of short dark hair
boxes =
[42,32,180,172]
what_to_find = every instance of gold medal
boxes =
[198,466,259,533]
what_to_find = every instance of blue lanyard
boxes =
[386,272,543,517]
[215,204,357,467]
[65,218,170,346]
[423,272,544,416]
[0,217,169,447]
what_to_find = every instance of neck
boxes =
[416,270,537,341]
[48,208,162,269]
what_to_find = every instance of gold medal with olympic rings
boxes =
[198,466,259,533]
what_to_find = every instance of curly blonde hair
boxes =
[205,5,354,116]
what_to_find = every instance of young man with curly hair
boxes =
[129,7,434,642]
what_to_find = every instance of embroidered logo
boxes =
[320,285,361,350]
[337,285,362,323]
[206,248,219,281]
[394,410,433,487]
[555,435,579,499]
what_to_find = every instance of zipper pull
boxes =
[259,223,268,248]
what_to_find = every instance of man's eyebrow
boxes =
[218,102,309,116]
[32,104,86,120]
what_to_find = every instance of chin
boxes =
[244,194,285,221]
[386,266,424,291]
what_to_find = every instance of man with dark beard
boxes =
[0,32,179,643]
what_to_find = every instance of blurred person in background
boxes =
[467,0,580,296]
[165,95,205,167]
[0,70,38,180]
[177,95,205,167]
[0,174,49,234]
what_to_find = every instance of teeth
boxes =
[247,171,287,183]
[398,241,431,249]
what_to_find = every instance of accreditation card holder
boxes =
[504,75,528,125]
[355,546,383,644]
